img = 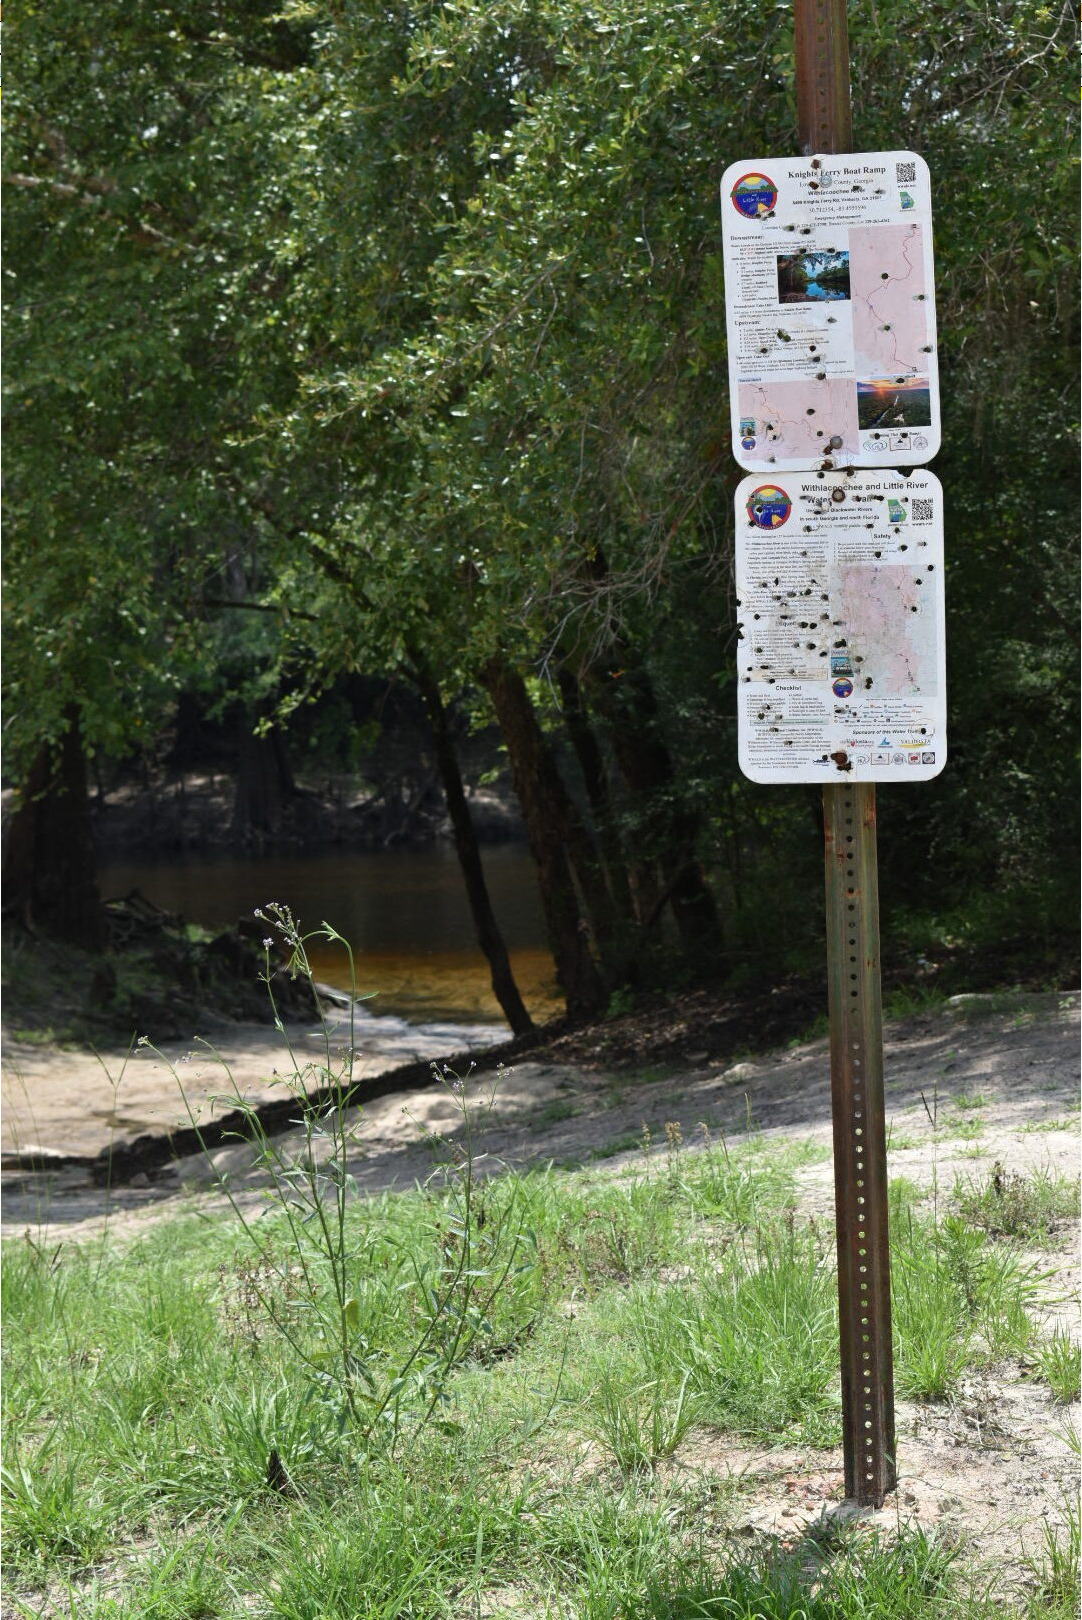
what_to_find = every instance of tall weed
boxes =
[167,906,536,1452]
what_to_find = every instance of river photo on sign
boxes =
[777,249,851,301]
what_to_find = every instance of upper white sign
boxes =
[720,152,939,473]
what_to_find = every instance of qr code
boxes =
[911,498,933,521]
[895,161,917,184]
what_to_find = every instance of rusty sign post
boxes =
[795,0,896,1507]
[723,0,944,1510]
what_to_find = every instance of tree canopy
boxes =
[4,0,1078,996]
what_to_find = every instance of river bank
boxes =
[3,984,1076,1220]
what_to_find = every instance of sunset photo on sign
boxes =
[857,376,932,429]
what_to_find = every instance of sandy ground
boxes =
[0,1000,507,1161]
[2,989,1079,1583]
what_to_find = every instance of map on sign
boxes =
[721,153,939,472]
[734,470,947,783]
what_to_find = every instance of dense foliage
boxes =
[4,0,1078,1001]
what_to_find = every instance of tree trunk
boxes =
[231,708,294,843]
[556,666,638,944]
[410,659,535,1037]
[480,658,607,1018]
[2,705,106,949]
[587,652,724,960]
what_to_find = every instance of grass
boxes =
[955,1163,1081,1239]
[588,1129,646,1160]
[1023,1416,1081,1619]
[1036,1330,1082,1404]
[882,985,948,1021]
[4,1147,1074,1615]
[1022,1112,1082,1136]
[944,1117,986,1141]
[952,1090,989,1110]
[2,924,1077,1617]
[6,1026,60,1046]
[530,1097,578,1129]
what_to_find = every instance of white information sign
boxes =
[721,152,940,472]
[735,469,946,784]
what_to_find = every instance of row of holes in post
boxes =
[844,792,879,1488]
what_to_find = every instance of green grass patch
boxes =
[883,985,948,1021]
[952,1090,989,1110]
[1022,1112,1082,1137]
[955,1164,1081,1239]
[2,920,1072,1615]
[2,1151,1069,1614]
[588,1129,646,1160]
[1035,1330,1082,1405]
[945,1116,986,1141]
[529,1096,578,1129]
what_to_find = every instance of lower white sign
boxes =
[735,469,946,783]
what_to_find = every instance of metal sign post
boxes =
[795,0,896,1506]
[823,781,896,1503]
[721,0,944,1508]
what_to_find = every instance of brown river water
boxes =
[99,844,561,1028]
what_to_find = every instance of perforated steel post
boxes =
[793,0,897,1507]
[794,0,852,154]
[824,784,896,1504]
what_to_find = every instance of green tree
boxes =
[6,0,1076,996]
[2,1,318,932]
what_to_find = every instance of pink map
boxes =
[738,378,858,464]
[849,223,929,378]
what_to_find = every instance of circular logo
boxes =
[731,172,778,219]
[832,677,854,699]
[747,485,791,530]
[741,437,757,451]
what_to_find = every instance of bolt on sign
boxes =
[720,153,940,472]
[735,469,946,784]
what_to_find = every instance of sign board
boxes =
[721,152,939,472]
[735,468,946,783]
